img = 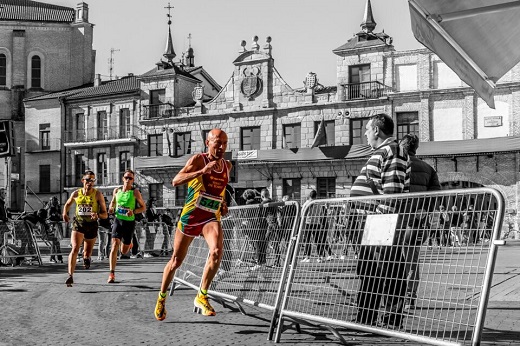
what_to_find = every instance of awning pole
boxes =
[434,1,520,22]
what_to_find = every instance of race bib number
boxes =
[78,204,93,216]
[116,206,130,216]
[195,193,222,213]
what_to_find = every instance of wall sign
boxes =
[484,116,502,127]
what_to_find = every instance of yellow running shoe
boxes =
[155,293,167,321]
[193,293,216,316]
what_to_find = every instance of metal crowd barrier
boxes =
[30,221,68,262]
[0,220,42,266]
[274,188,505,346]
[135,221,172,257]
[170,201,301,315]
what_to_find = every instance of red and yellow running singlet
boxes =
[177,153,229,234]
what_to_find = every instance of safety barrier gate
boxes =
[274,188,505,346]
[0,220,42,266]
[170,201,300,314]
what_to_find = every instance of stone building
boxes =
[0,0,95,210]
[23,5,220,209]
[133,0,520,231]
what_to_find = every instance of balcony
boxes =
[342,81,390,101]
[64,172,124,188]
[26,138,61,153]
[141,103,195,120]
[63,125,145,145]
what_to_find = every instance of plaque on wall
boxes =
[484,116,502,127]
[237,150,258,160]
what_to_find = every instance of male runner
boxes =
[63,170,108,287]
[155,128,232,320]
[107,169,146,283]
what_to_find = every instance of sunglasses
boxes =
[123,176,134,180]
[83,178,96,183]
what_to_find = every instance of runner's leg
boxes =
[160,228,194,293]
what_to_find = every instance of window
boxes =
[282,178,301,202]
[31,55,42,89]
[97,153,107,185]
[241,127,261,150]
[119,108,131,138]
[39,165,50,193]
[150,89,166,118]
[283,123,301,148]
[0,54,6,86]
[174,132,192,156]
[39,123,50,150]
[74,154,86,186]
[202,129,210,151]
[175,185,187,206]
[119,151,131,173]
[97,111,108,140]
[396,112,419,140]
[350,118,370,145]
[148,134,163,156]
[317,177,336,198]
[149,183,163,207]
[75,113,85,141]
[348,64,370,99]
[313,120,335,146]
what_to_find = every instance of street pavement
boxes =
[1,241,520,346]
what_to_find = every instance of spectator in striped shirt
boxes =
[351,113,410,329]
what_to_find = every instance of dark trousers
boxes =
[356,245,407,326]
[303,223,332,257]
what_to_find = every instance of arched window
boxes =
[31,55,41,88]
[0,54,6,87]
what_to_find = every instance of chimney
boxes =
[94,74,101,87]
[76,2,89,23]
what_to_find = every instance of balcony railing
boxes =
[26,138,61,152]
[64,125,145,144]
[342,81,390,101]
[64,172,127,188]
[141,103,195,120]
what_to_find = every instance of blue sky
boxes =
[39,0,424,88]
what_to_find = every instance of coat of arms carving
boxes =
[192,85,204,104]
[241,66,262,99]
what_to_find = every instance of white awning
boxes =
[409,0,520,109]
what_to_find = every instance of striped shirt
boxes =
[350,137,410,197]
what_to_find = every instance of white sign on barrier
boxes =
[361,213,398,245]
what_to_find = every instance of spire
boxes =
[163,3,176,63]
[185,33,194,67]
[360,0,376,33]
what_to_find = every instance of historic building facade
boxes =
[133,1,520,230]
[1,0,95,210]
[23,7,220,209]
[21,0,520,230]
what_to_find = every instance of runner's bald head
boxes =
[208,128,227,141]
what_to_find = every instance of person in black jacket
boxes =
[400,134,441,310]
[144,198,159,257]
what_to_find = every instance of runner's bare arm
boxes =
[96,190,108,220]
[133,189,147,216]
[108,187,119,214]
[172,154,219,187]
[220,160,233,216]
[62,190,78,223]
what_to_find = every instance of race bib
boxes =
[195,192,222,213]
[78,204,93,216]
[116,206,131,216]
